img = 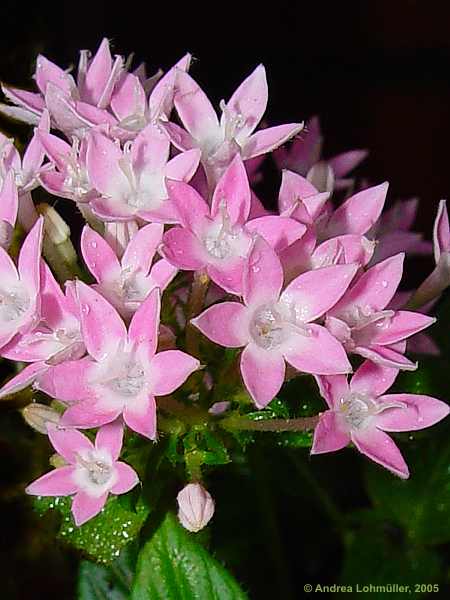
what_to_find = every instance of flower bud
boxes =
[22,403,61,434]
[177,483,215,533]
[0,220,13,250]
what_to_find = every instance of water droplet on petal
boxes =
[91,241,97,249]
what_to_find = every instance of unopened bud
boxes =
[177,483,215,533]
[37,203,70,245]
[49,453,67,468]
[22,402,60,434]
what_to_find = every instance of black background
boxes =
[1,1,450,598]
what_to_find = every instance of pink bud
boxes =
[177,483,215,533]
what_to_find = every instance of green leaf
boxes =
[35,493,149,564]
[77,561,128,600]
[365,431,450,545]
[340,513,441,598]
[131,512,248,600]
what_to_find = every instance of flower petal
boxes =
[350,360,398,398]
[246,216,306,253]
[123,394,157,440]
[243,237,283,308]
[370,311,435,346]
[283,324,351,375]
[129,288,160,360]
[80,225,121,283]
[242,123,304,160]
[37,358,94,403]
[351,427,409,479]
[18,217,43,294]
[280,263,357,323]
[111,462,139,494]
[240,343,285,408]
[161,227,207,271]
[26,466,77,496]
[47,424,94,463]
[71,491,109,526]
[149,350,200,396]
[375,394,449,431]
[433,199,450,262]
[311,410,350,454]
[191,302,250,347]
[0,361,48,399]
[211,155,251,226]
[121,223,163,275]
[95,420,124,461]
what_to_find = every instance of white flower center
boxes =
[203,201,249,261]
[105,360,145,397]
[78,453,113,486]
[0,287,30,323]
[339,392,406,430]
[250,305,286,350]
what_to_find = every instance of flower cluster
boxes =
[0,39,448,528]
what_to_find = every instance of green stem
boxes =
[289,452,344,532]
[221,414,319,432]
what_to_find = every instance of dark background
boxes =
[1,1,450,598]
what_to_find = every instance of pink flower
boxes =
[81,223,177,318]
[192,237,356,408]
[26,420,139,525]
[312,360,449,478]
[274,115,368,192]
[85,125,200,222]
[325,253,435,370]
[0,170,18,249]
[37,285,200,439]
[162,156,305,294]
[0,217,43,350]
[163,65,303,187]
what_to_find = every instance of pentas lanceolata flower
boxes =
[0,40,448,536]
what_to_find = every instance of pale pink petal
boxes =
[314,374,349,409]
[165,180,209,234]
[131,123,170,173]
[123,394,156,440]
[350,360,398,398]
[351,427,409,478]
[278,169,318,213]
[240,343,285,408]
[375,394,449,431]
[0,246,19,281]
[111,73,146,121]
[283,324,351,375]
[128,288,160,359]
[243,237,283,308]
[280,264,358,322]
[173,71,220,143]
[328,150,368,178]
[121,223,164,274]
[26,466,78,496]
[21,111,50,186]
[211,155,251,226]
[246,216,306,253]
[35,55,75,95]
[331,253,404,316]
[1,84,45,114]
[0,362,48,399]
[80,226,121,283]
[90,196,136,221]
[82,38,113,106]
[39,171,69,199]
[433,200,450,262]
[165,149,201,181]
[311,411,350,454]
[111,462,139,494]
[86,131,127,197]
[150,350,200,396]
[160,121,196,152]
[72,491,109,526]
[95,420,124,461]
[224,64,268,143]
[60,402,121,429]
[149,53,192,119]
[325,182,389,237]
[18,217,43,294]
[47,424,94,463]
[0,170,18,226]
[355,344,417,371]
[0,103,41,125]
[312,235,374,268]
[242,123,304,160]
[37,131,71,171]
[36,358,94,403]
[150,259,178,290]
[161,227,207,270]
[191,302,250,347]
[76,282,127,361]
[370,311,435,346]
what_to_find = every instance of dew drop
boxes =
[91,241,97,249]
[381,280,388,288]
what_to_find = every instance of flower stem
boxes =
[185,271,210,357]
[220,414,319,432]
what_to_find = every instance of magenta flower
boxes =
[163,66,303,186]
[85,125,200,222]
[162,156,305,294]
[0,171,18,249]
[81,223,177,318]
[325,253,435,370]
[0,217,43,350]
[192,237,356,408]
[37,285,200,439]
[312,360,449,478]
[26,420,139,525]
